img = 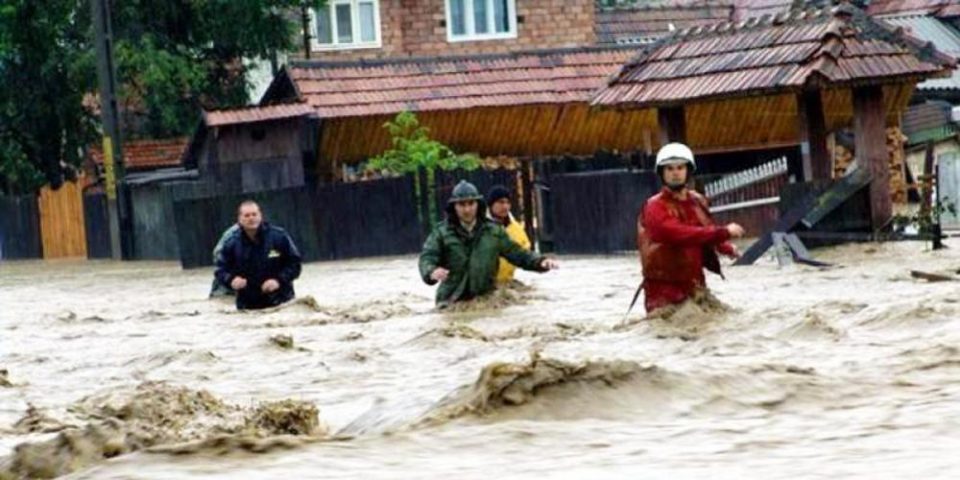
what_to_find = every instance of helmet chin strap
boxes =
[666,182,686,192]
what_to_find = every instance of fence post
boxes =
[417,167,431,240]
[521,158,536,247]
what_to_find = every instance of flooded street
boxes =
[2,242,960,479]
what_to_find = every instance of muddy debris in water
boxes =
[615,290,731,340]
[0,381,234,479]
[780,312,846,341]
[270,334,294,349]
[0,382,330,478]
[909,270,957,283]
[268,334,310,352]
[440,283,546,313]
[417,351,644,426]
[11,405,72,434]
[244,400,327,436]
[147,401,328,456]
[251,296,415,327]
[433,323,490,342]
[340,331,364,342]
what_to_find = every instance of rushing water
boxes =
[1,242,959,479]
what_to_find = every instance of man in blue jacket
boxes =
[215,200,302,310]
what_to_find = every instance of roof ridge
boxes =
[202,100,308,114]
[288,45,640,71]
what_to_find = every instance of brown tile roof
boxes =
[592,6,956,108]
[867,0,960,17]
[285,47,637,118]
[89,137,187,170]
[202,102,314,127]
[595,1,734,45]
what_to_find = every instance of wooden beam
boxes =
[797,91,831,181]
[657,106,686,145]
[853,86,891,230]
[521,158,536,246]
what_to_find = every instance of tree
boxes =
[367,111,481,227]
[0,0,94,192]
[0,0,323,194]
[108,1,325,138]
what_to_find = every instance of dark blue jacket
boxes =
[215,222,302,310]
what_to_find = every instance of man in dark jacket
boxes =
[215,201,302,310]
[419,180,558,306]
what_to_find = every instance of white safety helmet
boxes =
[655,142,696,172]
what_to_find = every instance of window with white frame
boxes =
[446,0,517,42]
[312,0,381,50]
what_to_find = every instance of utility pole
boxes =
[301,2,312,60]
[91,0,126,259]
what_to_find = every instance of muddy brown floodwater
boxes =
[1,242,959,479]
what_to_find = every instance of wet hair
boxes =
[237,200,261,216]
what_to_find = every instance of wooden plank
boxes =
[797,90,831,181]
[771,233,795,267]
[854,86,892,230]
[910,270,956,282]
[521,158,536,246]
[735,233,772,266]
[801,167,871,228]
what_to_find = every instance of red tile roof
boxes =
[867,0,960,17]
[592,6,956,108]
[285,47,637,118]
[89,137,187,170]
[203,102,314,127]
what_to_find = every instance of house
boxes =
[297,0,596,60]
[590,4,955,230]
[866,1,960,227]
[261,45,648,182]
[182,102,318,192]
[86,137,190,186]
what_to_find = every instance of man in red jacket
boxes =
[637,143,745,313]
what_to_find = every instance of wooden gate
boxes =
[38,180,88,259]
[706,157,790,236]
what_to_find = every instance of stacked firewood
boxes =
[887,126,908,205]
[483,155,520,170]
[834,143,854,178]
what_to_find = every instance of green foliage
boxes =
[892,197,958,247]
[0,0,324,194]
[367,111,480,227]
[367,111,480,175]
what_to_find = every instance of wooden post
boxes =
[853,86,891,231]
[797,90,830,181]
[657,106,686,145]
[521,158,536,247]
[417,167,431,239]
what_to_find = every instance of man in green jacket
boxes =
[419,180,558,306]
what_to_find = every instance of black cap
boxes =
[486,185,511,205]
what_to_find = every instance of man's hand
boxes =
[726,223,745,239]
[230,276,248,290]
[726,244,741,259]
[430,268,449,282]
[261,279,280,293]
[541,258,560,271]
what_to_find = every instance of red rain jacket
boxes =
[637,188,736,312]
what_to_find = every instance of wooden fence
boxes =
[38,180,87,259]
[706,157,791,236]
[0,195,42,260]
